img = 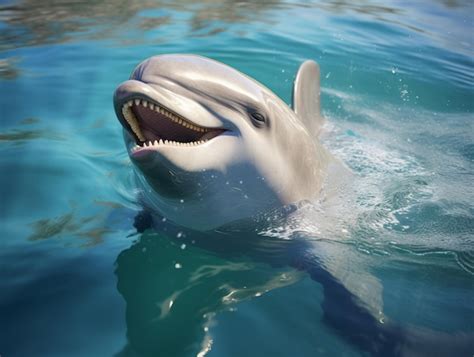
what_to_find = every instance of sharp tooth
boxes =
[164,140,169,144]
[134,99,140,106]
[154,140,158,146]
[148,141,153,146]
[127,101,133,107]
[143,100,148,108]
[178,119,183,124]
[159,139,163,145]
[149,103,154,110]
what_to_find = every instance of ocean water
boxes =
[0,0,473,356]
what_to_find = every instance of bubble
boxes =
[174,263,182,269]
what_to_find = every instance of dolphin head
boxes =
[114,54,326,230]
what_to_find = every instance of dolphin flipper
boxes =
[292,60,324,136]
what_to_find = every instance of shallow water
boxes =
[1,0,473,356]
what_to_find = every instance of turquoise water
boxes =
[1,0,473,356]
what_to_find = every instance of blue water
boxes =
[1,0,473,356]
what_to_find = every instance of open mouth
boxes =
[120,98,225,151]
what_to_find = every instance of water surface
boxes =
[0,0,473,356]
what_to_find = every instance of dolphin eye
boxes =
[250,112,266,127]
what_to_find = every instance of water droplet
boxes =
[177,232,183,238]
[180,244,186,250]
[175,263,182,269]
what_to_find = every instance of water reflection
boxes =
[28,204,129,246]
[0,0,283,50]
[0,128,64,142]
[114,229,301,356]
[3,0,470,52]
[0,57,20,79]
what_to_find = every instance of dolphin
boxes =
[113,55,473,356]
[112,53,378,318]
[113,54,331,231]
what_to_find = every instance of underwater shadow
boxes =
[114,212,474,357]
[114,222,301,357]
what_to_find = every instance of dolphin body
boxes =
[113,55,473,356]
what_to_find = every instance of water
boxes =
[1,0,473,356]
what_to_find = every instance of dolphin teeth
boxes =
[121,104,145,141]
[125,98,218,146]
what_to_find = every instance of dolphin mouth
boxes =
[118,97,226,151]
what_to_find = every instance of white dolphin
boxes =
[113,55,474,357]
[113,53,384,319]
[113,54,332,231]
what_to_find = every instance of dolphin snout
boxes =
[114,80,154,106]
